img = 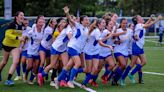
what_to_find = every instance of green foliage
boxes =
[0,0,164,17]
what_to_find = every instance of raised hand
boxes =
[63,6,69,14]
[157,15,163,20]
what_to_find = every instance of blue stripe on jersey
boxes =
[139,30,143,39]
[75,29,81,39]
[46,35,52,41]
[103,40,107,44]
[31,37,34,45]
[117,37,121,40]
[63,36,69,43]
[93,40,98,46]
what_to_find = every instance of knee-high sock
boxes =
[121,65,132,80]
[69,68,78,81]
[22,63,26,73]
[16,64,21,76]
[130,64,142,76]
[82,73,91,85]
[58,69,68,81]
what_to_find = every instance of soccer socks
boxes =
[82,73,91,85]
[92,74,98,82]
[7,74,12,80]
[107,71,114,81]
[131,64,142,76]
[41,71,48,77]
[38,67,44,73]
[51,69,57,81]
[16,65,21,76]
[29,72,35,81]
[69,68,78,81]
[58,69,67,81]
[22,64,26,73]
[138,71,143,81]
[113,67,123,82]
[77,68,84,73]
[121,65,132,80]
[103,69,111,77]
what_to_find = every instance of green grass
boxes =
[0,41,164,92]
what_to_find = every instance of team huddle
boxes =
[0,6,162,89]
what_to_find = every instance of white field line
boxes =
[73,81,97,92]
[143,72,164,76]
[102,69,164,76]
[48,70,96,92]
[145,39,164,44]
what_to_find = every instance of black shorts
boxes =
[2,44,16,52]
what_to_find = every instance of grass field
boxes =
[0,40,164,92]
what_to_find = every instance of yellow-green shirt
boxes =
[2,22,23,47]
[53,30,60,39]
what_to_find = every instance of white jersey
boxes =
[114,28,132,56]
[41,26,53,50]
[128,29,134,55]
[99,29,114,57]
[22,26,31,51]
[134,23,146,49]
[52,25,75,52]
[27,26,44,55]
[67,22,89,53]
[83,28,101,55]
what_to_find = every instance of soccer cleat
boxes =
[128,74,136,83]
[60,80,68,87]
[81,84,87,88]
[5,80,14,86]
[139,79,144,84]
[101,75,108,84]
[88,79,93,84]
[28,80,34,85]
[38,73,44,86]
[120,79,126,86]
[91,81,98,87]
[54,78,59,89]
[67,81,75,88]
[14,76,22,81]
[50,81,55,86]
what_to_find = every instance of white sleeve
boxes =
[94,29,101,40]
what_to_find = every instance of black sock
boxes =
[51,69,57,81]
[7,74,12,80]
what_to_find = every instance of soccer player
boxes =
[14,18,32,81]
[0,11,25,85]
[112,18,132,85]
[120,15,162,85]
[53,6,90,89]
[38,18,57,74]
[25,15,45,84]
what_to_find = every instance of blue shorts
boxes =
[85,54,99,60]
[27,54,40,60]
[50,47,63,55]
[67,47,80,57]
[99,54,112,60]
[21,50,28,58]
[114,53,128,58]
[132,43,144,56]
[38,45,50,57]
